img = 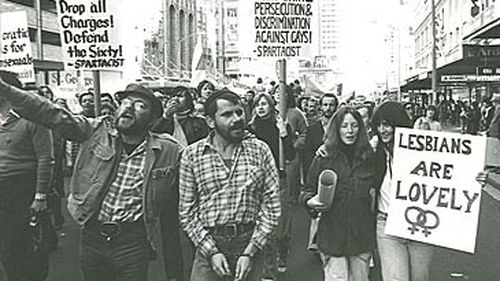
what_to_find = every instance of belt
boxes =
[95,219,144,241]
[209,222,255,238]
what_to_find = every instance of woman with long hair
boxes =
[371,101,433,281]
[249,92,295,278]
[301,107,375,281]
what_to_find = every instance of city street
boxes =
[47,132,500,281]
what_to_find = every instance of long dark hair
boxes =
[252,93,276,120]
[324,106,371,157]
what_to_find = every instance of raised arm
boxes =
[0,78,91,142]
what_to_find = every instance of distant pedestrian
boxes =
[414,105,442,131]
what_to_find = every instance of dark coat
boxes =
[301,149,376,257]
[302,121,325,182]
[152,115,209,145]
[250,118,295,170]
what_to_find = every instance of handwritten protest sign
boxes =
[56,0,124,70]
[239,0,316,59]
[0,11,35,83]
[384,128,486,253]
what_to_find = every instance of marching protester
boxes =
[282,86,308,205]
[197,80,215,104]
[301,107,375,281]
[413,105,442,131]
[371,101,433,281]
[0,75,183,281]
[179,89,281,281]
[152,86,209,147]
[0,72,54,281]
[249,92,296,277]
[37,86,67,232]
[305,96,320,125]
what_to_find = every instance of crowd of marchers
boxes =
[0,70,498,281]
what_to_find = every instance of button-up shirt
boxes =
[99,141,147,222]
[179,132,281,257]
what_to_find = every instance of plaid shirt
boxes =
[99,141,147,222]
[179,132,281,258]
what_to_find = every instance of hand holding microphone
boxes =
[307,170,338,212]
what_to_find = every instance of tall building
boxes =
[163,0,197,79]
[317,1,343,62]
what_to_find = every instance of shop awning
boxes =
[464,18,500,40]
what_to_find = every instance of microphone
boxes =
[317,170,338,206]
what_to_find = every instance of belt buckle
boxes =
[223,223,238,237]
[100,221,121,241]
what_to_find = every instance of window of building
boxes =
[41,0,57,12]
[42,30,61,46]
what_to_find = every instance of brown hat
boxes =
[115,83,163,117]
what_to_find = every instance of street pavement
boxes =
[46,126,500,281]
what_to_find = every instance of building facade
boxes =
[404,0,500,102]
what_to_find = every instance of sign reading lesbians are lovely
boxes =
[384,128,486,253]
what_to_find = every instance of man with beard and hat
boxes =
[0,76,183,281]
[179,89,281,281]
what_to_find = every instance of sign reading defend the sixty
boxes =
[56,0,125,70]
[384,128,486,253]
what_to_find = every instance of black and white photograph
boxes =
[0,0,500,280]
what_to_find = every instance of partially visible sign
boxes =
[56,0,125,70]
[239,0,316,59]
[463,44,500,58]
[441,74,500,82]
[0,11,35,83]
[385,128,486,253]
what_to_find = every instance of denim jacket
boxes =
[4,86,182,280]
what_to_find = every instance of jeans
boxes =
[80,217,150,281]
[376,213,433,281]
[0,173,36,281]
[321,252,371,281]
[190,230,264,281]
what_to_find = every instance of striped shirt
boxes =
[179,132,281,257]
[99,141,146,222]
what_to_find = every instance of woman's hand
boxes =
[315,144,328,157]
[476,171,489,188]
[276,115,287,137]
[306,195,330,212]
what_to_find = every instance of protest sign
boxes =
[0,11,35,83]
[56,0,125,70]
[384,128,486,253]
[239,0,316,59]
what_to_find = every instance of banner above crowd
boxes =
[56,0,125,70]
[384,128,487,253]
[0,11,35,83]
[239,0,317,60]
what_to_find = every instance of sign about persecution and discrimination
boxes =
[239,0,316,59]
[56,0,124,70]
[384,128,486,253]
[0,11,35,83]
